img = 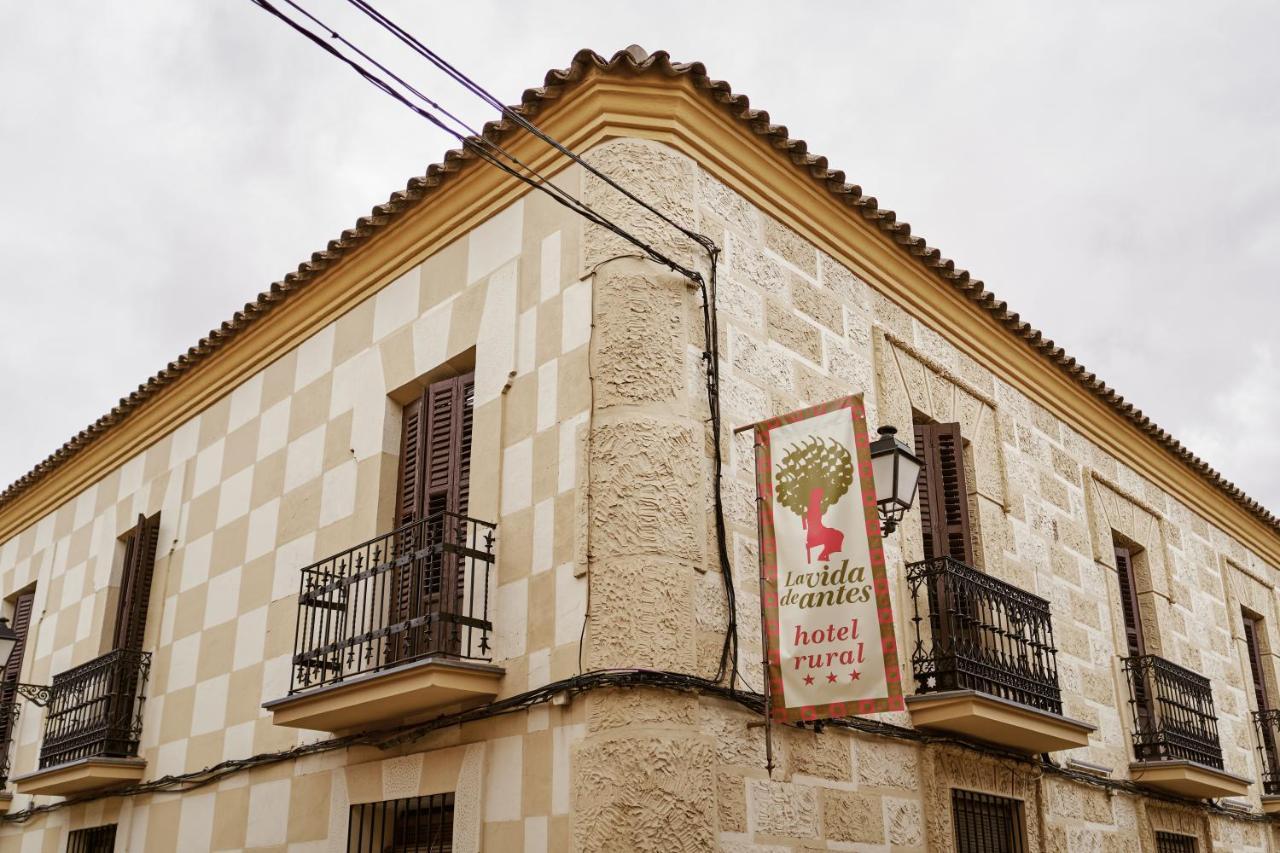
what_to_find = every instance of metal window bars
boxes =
[66,825,118,853]
[38,649,150,769]
[348,792,454,853]
[290,511,496,694]
[951,789,1026,853]
[1154,831,1198,853]
[1254,708,1280,794]
[907,556,1063,715]
[1122,654,1223,769]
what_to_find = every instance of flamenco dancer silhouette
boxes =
[775,437,855,563]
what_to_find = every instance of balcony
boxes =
[264,512,503,732]
[13,649,150,796]
[1123,654,1249,798]
[1253,710,1280,813]
[904,557,1094,753]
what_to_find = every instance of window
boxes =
[913,421,974,565]
[112,513,162,653]
[1113,542,1146,659]
[396,373,475,527]
[67,825,117,853]
[0,587,35,786]
[349,793,454,853]
[951,790,1025,853]
[1243,611,1271,711]
[1155,831,1197,853]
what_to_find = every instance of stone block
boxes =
[594,270,687,407]
[764,217,817,278]
[749,779,819,839]
[821,789,883,843]
[766,298,822,363]
[586,556,695,671]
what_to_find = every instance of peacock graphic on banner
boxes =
[774,436,854,564]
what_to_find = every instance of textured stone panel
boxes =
[765,298,821,363]
[748,779,819,838]
[763,218,817,278]
[698,170,760,239]
[589,418,702,561]
[886,797,924,846]
[822,789,883,843]
[587,556,695,670]
[582,140,700,269]
[717,771,747,833]
[574,735,716,852]
[786,728,852,781]
[595,270,687,407]
[588,688,697,733]
[728,235,787,297]
[857,740,919,791]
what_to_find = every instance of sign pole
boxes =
[753,438,775,777]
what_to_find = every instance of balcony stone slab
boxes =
[13,757,146,796]
[1128,759,1251,799]
[906,689,1095,753]
[1261,795,1280,815]
[264,656,505,732]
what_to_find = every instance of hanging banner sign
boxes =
[754,395,902,722]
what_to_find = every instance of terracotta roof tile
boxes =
[3,47,1276,537]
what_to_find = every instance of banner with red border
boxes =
[754,395,903,722]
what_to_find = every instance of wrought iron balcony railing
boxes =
[1123,654,1222,769]
[290,511,496,694]
[907,556,1063,715]
[39,648,151,769]
[1253,709,1280,794]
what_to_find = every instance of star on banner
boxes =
[826,672,838,684]
[849,671,861,681]
[803,674,814,686]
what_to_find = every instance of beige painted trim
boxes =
[1128,760,1251,799]
[12,756,146,796]
[263,657,504,732]
[1,69,1277,569]
[905,689,1095,753]
[1261,796,1280,815]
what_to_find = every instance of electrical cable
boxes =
[248,0,743,687]
[0,667,1252,825]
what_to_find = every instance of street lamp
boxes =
[0,617,50,707]
[869,425,922,536]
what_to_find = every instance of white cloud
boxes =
[0,0,1277,515]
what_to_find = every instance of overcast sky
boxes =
[1,2,1276,517]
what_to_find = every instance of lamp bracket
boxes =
[15,683,51,707]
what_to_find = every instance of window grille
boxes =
[348,793,454,853]
[951,789,1025,853]
[67,825,117,853]
[1155,832,1198,853]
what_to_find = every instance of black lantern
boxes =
[869,425,922,535]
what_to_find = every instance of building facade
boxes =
[1,46,1279,852]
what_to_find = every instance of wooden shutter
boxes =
[1114,546,1145,658]
[112,513,161,652]
[0,589,36,784]
[914,422,974,565]
[1244,613,1270,712]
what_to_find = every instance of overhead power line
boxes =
[247,0,742,689]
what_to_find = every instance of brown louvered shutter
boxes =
[390,373,475,655]
[914,422,974,565]
[0,589,36,785]
[112,513,161,652]
[1114,546,1145,658]
[1244,613,1270,712]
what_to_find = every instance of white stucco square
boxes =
[518,306,537,376]
[561,280,591,353]
[176,792,216,853]
[228,370,265,432]
[215,466,254,528]
[536,360,558,433]
[246,498,281,562]
[233,605,268,671]
[466,200,523,283]
[257,398,292,460]
[169,418,200,469]
[475,261,518,406]
[532,498,554,575]
[524,816,548,853]
[540,232,561,302]
[180,534,213,593]
[494,579,528,660]
[191,674,229,735]
[246,778,291,847]
[319,461,357,527]
[501,438,532,516]
[72,485,99,532]
[484,735,523,822]
[411,298,454,378]
[204,566,241,629]
[191,439,225,498]
[555,563,587,648]
[294,323,336,391]
[284,425,326,493]
[272,533,316,602]
[167,633,200,692]
[372,267,421,341]
[558,413,586,494]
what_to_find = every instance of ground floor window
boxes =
[348,792,454,853]
[952,789,1025,853]
[1155,832,1198,853]
[67,825,117,853]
